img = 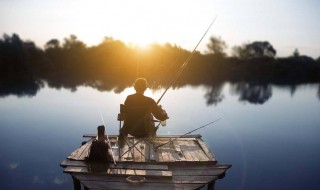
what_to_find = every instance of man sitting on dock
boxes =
[119,78,168,144]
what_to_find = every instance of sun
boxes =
[126,33,154,49]
[63,0,168,48]
[58,0,217,53]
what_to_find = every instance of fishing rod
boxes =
[154,118,221,150]
[156,16,217,104]
[100,112,117,165]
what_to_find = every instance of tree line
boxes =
[0,33,319,103]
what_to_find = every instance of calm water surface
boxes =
[0,83,319,190]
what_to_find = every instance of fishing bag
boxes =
[86,139,112,163]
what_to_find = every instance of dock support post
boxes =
[207,181,215,190]
[72,176,81,190]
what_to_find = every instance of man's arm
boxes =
[151,101,168,121]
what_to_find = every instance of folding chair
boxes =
[117,104,160,161]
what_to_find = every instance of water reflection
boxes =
[1,82,320,190]
[204,82,225,105]
[0,78,43,97]
[230,83,272,104]
[1,78,319,106]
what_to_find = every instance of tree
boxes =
[62,35,86,50]
[206,36,227,57]
[45,39,60,49]
[0,33,25,64]
[233,41,276,59]
[232,83,272,104]
[292,48,300,58]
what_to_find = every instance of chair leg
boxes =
[119,136,134,159]
[119,137,147,160]
[131,140,147,160]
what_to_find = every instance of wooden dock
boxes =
[61,134,231,190]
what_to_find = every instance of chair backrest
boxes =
[119,104,155,137]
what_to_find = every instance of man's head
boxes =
[134,78,148,93]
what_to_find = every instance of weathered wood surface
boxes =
[68,139,93,160]
[196,138,216,162]
[83,134,202,139]
[68,135,216,164]
[73,174,218,184]
[63,134,231,190]
[80,181,203,190]
[61,159,169,170]
[64,166,172,179]
[66,163,231,189]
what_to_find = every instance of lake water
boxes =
[0,83,319,190]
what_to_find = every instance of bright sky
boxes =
[1,0,319,58]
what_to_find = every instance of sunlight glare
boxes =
[122,87,158,100]
[61,0,216,50]
[122,87,135,98]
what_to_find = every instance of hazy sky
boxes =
[1,0,319,58]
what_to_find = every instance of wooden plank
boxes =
[170,164,231,171]
[60,160,169,170]
[177,140,194,161]
[69,139,117,161]
[169,150,180,162]
[154,134,202,138]
[78,141,92,160]
[82,181,202,190]
[172,141,182,152]
[61,160,87,167]
[158,143,170,162]
[187,140,210,161]
[168,142,182,162]
[173,175,218,184]
[195,138,216,162]
[158,146,165,162]
[83,134,202,139]
[182,140,200,161]
[74,174,217,184]
[166,143,176,162]
[74,174,170,184]
[172,168,227,176]
[160,143,176,162]
[172,141,186,161]
[68,139,93,160]
[64,166,172,178]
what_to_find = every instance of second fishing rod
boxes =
[154,118,221,150]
